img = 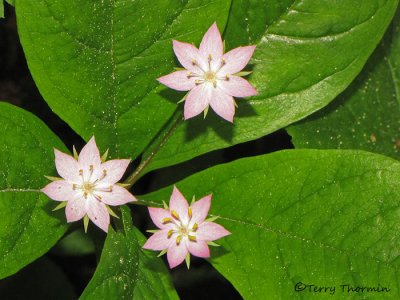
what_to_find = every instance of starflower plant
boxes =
[41,137,136,232]
[143,186,230,269]
[158,22,257,122]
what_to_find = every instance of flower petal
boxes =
[97,184,136,206]
[54,149,79,182]
[184,84,212,120]
[209,88,235,122]
[100,159,130,184]
[87,198,110,233]
[196,222,231,241]
[148,207,176,230]
[78,136,101,170]
[41,180,74,202]
[157,70,196,91]
[218,75,257,98]
[167,242,188,269]
[219,45,256,76]
[169,186,189,224]
[65,196,86,222]
[187,240,210,258]
[143,230,174,251]
[173,40,206,73]
[199,22,223,60]
[190,194,211,225]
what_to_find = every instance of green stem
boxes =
[124,109,183,188]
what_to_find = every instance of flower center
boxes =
[204,71,216,83]
[83,182,94,194]
[163,208,198,245]
[73,165,112,200]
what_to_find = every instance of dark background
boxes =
[0,4,293,299]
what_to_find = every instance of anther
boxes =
[188,207,192,218]
[195,80,201,85]
[89,165,94,172]
[83,192,88,199]
[188,235,197,242]
[162,217,173,224]
[176,235,182,246]
[171,210,179,220]
[225,75,230,81]
[192,223,198,231]
[213,81,217,88]
[79,169,83,176]
[72,184,77,190]
[191,59,197,66]
[208,54,212,62]
[167,229,174,238]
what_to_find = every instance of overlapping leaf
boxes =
[16,0,231,158]
[141,150,400,298]
[81,207,178,299]
[288,9,400,159]
[0,102,68,279]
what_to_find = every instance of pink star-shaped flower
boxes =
[41,137,136,232]
[143,186,230,269]
[158,22,257,122]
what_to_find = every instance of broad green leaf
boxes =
[141,150,400,299]
[0,102,68,279]
[5,0,14,6]
[0,257,76,300]
[80,207,178,299]
[136,0,399,177]
[15,0,231,158]
[0,2,3,18]
[288,9,400,159]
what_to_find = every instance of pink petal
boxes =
[78,137,101,170]
[184,84,212,120]
[148,207,176,230]
[209,88,235,122]
[199,22,223,60]
[173,40,206,73]
[41,180,74,202]
[100,159,130,184]
[196,222,231,241]
[187,240,210,258]
[87,198,110,233]
[169,186,189,224]
[219,76,257,98]
[97,184,136,206]
[190,194,211,224]
[54,149,80,182]
[143,230,174,251]
[219,45,256,76]
[167,242,188,269]
[157,70,196,91]
[65,196,86,222]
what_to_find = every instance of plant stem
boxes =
[124,109,183,188]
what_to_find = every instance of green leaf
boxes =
[80,206,178,299]
[135,0,398,177]
[0,102,68,279]
[141,150,400,298]
[1,1,4,18]
[0,257,76,300]
[288,9,400,159]
[15,0,231,158]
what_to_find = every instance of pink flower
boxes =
[158,22,257,122]
[143,186,231,269]
[41,137,136,233]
